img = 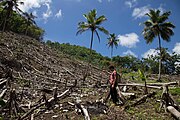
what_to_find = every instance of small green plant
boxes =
[169,87,180,96]
[138,69,148,94]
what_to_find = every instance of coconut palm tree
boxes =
[23,12,37,35]
[107,33,119,58]
[0,0,24,32]
[142,9,175,82]
[76,9,109,62]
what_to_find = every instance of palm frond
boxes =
[90,9,97,19]
[76,29,88,36]
[143,30,155,44]
[158,11,171,23]
[160,27,174,42]
[159,22,175,29]
[97,26,109,35]
[96,15,107,25]
[144,20,153,27]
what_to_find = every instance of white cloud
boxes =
[19,0,52,23]
[42,3,52,22]
[123,50,137,57]
[173,43,180,55]
[132,5,150,19]
[142,49,159,58]
[55,9,62,18]
[118,33,139,48]
[132,5,166,19]
[19,0,52,12]
[125,0,137,8]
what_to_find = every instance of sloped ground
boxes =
[0,32,179,120]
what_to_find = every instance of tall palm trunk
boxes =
[111,45,113,59]
[89,30,94,62]
[84,30,94,84]
[158,34,162,82]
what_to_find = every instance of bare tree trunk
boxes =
[158,34,162,82]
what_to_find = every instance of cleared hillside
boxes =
[0,32,179,120]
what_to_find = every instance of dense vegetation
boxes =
[46,40,180,74]
[0,1,44,40]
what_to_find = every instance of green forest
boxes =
[46,40,180,74]
[0,1,44,40]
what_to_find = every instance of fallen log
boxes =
[101,83,162,89]
[118,83,162,89]
[167,106,180,120]
[147,82,178,86]
[19,88,71,120]
[125,92,156,109]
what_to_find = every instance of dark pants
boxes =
[110,85,118,104]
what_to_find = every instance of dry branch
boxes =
[19,88,71,120]
[118,83,162,89]
[0,79,7,86]
[125,92,156,109]
[159,84,180,114]
[0,89,7,98]
[101,83,162,89]
[147,82,178,86]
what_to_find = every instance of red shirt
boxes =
[109,70,116,87]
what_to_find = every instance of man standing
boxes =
[109,65,119,104]
[105,65,125,105]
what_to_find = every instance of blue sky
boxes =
[19,0,180,58]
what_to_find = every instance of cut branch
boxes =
[147,82,178,86]
[0,89,7,98]
[125,92,156,109]
[101,83,162,89]
[19,89,71,120]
